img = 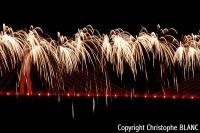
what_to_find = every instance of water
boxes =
[0,96,199,132]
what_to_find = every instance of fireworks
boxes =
[0,24,23,76]
[174,35,200,79]
[0,24,199,95]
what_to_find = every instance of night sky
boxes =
[0,1,200,132]
[1,1,200,35]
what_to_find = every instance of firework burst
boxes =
[0,24,23,76]
[20,27,59,94]
[0,24,199,95]
[174,34,200,79]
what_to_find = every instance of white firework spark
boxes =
[20,27,59,92]
[0,23,199,94]
[0,24,23,76]
[174,35,200,79]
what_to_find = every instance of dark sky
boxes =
[0,1,200,37]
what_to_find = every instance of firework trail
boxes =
[104,29,137,79]
[19,26,59,94]
[174,35,200,79]
[0,24,200,96]
[0,24,23,77]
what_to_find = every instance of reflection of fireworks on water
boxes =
[0,23,200,98]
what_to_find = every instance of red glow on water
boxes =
[173,96,176,99]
